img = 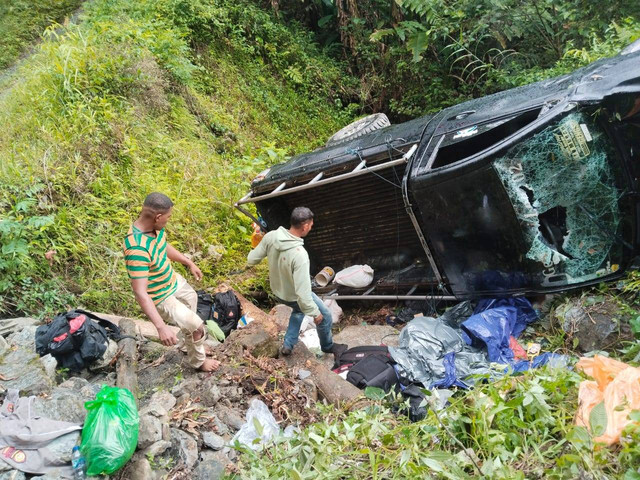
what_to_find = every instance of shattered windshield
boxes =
[494,112,624,284]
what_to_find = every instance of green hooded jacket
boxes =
[247,226,320,317]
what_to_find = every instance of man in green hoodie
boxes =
[247,207,346,356]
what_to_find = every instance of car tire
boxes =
[326,113,391,147]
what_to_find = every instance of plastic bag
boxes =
[206,320,226,341]
[233,399,280,450]
[334,265,374,288]
[300,328,321,351]
[323,297,343,324]
[80,385,139,475]
[575,355,640,445]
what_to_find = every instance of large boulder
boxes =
[558,297,620,352]
[0,318,41,337]
[32,377,98,424]
[0,327,54,396]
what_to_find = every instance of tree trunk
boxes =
[116,318,139,406]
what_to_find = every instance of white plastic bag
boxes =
[233,399,280,450]
[334,264,374,288]
[323,297,343,324]
[300,328,321,350]
[299,315,316,333]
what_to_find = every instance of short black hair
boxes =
[143,192,174,213]
[290,207,314,228]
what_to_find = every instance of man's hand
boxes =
[157,325,178,346]
[189,263,203,281]
[314,313,323,326]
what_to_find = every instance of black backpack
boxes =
[334,345,391,370]
[212,291,242,337]
[35,309,124,372]
[196,291,215,321]
[346,354,399,392]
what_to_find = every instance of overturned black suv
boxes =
[237,42,640,301]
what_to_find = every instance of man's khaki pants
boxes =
[156,273,206,368]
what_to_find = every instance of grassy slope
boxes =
[0,0,355,316]
[0,0,84,69]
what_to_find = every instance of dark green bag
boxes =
[80,385,139,475]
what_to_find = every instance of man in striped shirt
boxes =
[123,193,219,371]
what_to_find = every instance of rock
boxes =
[321,324,400,369]
[138,414,163,449]
[47,431,80,463]
[143,440,171,457]
[0,317,40,337]
[0,332,54,396]
[226,328,279,358]
[32,379,95,424]
[162,421,171,441]
[91,339,118,370]
[140,390,177,417]
[211,414,229,435]
[40,354,58,379]
[202,431,225,450]
[0,471,26,480]
[0,461,9,473]
[125,453,153,480]
[216,405,245,431]
[193,450,225,480]
[171,378,200,397]
[559,298,619,352]
[169,428,199,468]
[0,336,8,355]
[269,304,293,332]
[200,380,221,406]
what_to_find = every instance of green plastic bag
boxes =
[80,385,139,475]
[206,320,226,342]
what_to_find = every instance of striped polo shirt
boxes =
[123,225,177,305]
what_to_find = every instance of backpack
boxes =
[212,291,242,337]
[195,291,215,321]
[35,309,124,372]
[346,354,399,392]
[333,345,391,370]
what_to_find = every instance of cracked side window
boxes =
[494,112,623,284]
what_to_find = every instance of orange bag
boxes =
[575,355,640,445]
[251,222,265,248]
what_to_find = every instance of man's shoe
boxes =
[280,345,293,356]
[322,343,348,356]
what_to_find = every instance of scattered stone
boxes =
[559,297,620,352]
[171,378,200,397]
[0,336,8,355]
[216,405,245,431]
[40,354,58,379]
[140,390,177,417]
[0,317,40,337]
[124,453,153,480]
[193,450,225,480]
[298,369,311,380]
[200,380,221,406]
[202,431,225,450]
[162,421,171,441]
[47,431,80,464]
[207,245,225,262]
[138,414,163,449]
[169,428,199,468]
[269,304,293,332]
[0,328,54,396]
[32,379,95,424]
[143,440,171,457]
[0,471,26,480]
[211,414,229,435]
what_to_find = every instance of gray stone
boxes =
[216,406,245,431]
[269,304,293,332]
[126,454,153,480]
[138,414,163,449]
[202,382,221,406]
[6,325,39,350]
[0,338,54,396]
[202,431,225,450]
[321,325,400,369]
[0,461,10,472]
[47,431,80,463]
[162,421,171,441]
[143,440,171,457]
[171,378,200,397]
[193,450,225,480]
[560,298,620,352]
[0,471,26,480]
[169,428,199,468]
[32,381,94,424]
[40,354,58,379]
[31,470,75,479]
[141,390,177,417]
[0,318,40,337]
[0,336,8,355]
[211,414,229,435]
[58,376,90,390]
[91,339,118,370]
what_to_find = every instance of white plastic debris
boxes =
[232,399,280,450]
[299,316,316,333]
[334,264,374,288]
[323,297,343,324]
[300,328,321,350]
[237,315,255,329]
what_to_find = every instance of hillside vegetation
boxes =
[0,0,356,317]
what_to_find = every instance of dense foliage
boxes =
[0,0,356,317]
[271,0,640,119]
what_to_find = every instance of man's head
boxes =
[290,207,314,237]
[140,192,174,229]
